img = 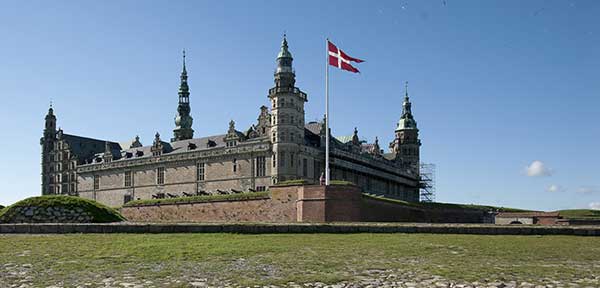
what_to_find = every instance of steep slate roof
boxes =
[85,133,268,164]
[305,121,322,135]
[62,134,121,163]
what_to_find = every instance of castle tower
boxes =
[172,50,194,141]
[268,35,307,183]
[40,104,57,195]
[390,82,421,173]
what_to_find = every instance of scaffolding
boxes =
[419,163,436,202]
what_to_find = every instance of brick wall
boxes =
[122,187,299,222]
[120,184,485,223]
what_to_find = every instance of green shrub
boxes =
[0,195,125,223]
[124,191,270,207]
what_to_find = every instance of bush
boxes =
[0,195,125,223]
[124,191,270,207]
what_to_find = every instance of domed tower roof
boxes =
[396,82,418,131]
[277,34,293,59]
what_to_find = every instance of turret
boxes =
[172,50,194,141]
[41,104,57,195]
[390,82,421,173]
[268,35,308,183]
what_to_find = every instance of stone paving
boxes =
[2,262,599,288]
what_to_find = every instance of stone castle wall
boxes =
[121,184,483,223]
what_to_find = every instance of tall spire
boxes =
[275,34,295,88]
[173,50,194,141]
[396,81,417,130]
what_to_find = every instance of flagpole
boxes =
[325,38,330,186]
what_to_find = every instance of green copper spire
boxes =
[396,81,418,130]
[277,33,293,59]
[173,49,194,141]
[274,34,295,87]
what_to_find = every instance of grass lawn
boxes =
[558,209,600,219]
[1,233,599,287]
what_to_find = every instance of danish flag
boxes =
[328,40,364,73]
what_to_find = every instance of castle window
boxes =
[279,152,285,167]
[156,167,165,185]
[93,175,99,190]
[262,127,266,134]
[123,194,132,204]
[256,156,266,177]
[272,132,276,142]
[272,153,276,167]
[124,171,132,187]
[290,153,294,167]
[70,183,75,194]
[313,160,320,180]
[291,115,294,124]
[232,159,237,173]
[197,163,205,181]
[70,161,76,169]
[256,186,266,192]
[302,158,308,178]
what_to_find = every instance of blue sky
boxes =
[0,1,598,210]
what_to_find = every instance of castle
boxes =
[40,36,423,207]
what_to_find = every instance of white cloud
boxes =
[578,186,600,194]
[525,160,552,177]
[546,184,564,192]
[590,202,600,210]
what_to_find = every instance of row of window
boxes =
[271,131,301,143]
[50,183,76,194]
[47,161,77,173]
[271,114,303,126]
[92,157,269,189]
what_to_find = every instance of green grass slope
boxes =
[363,194,530,212]
[557,209,600,219]
[0,195,125,223]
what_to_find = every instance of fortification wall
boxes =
[360,197,486,223]
[121,187,300,222]
[120,184,485,223]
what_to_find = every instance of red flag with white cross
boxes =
[327,40,364,73]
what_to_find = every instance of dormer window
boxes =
[125,152,133,159]
[188,143,197,150]
[207,140,217,148]
[135,150,144,157]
